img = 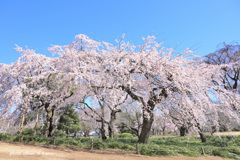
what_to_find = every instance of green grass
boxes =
[0,133,240,159]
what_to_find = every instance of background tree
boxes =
[203,42,240,132]
[57,105,82,137]
[81,122,91,137]
[116,102,143,138]
[204,42,240,93]
[78,98,108,140]
[77,107,101,137]
[152,112,176,135]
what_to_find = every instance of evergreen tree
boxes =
[57,106,82,137]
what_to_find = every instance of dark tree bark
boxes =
[138,107,154,144]
[179,126,188,137]
[108,117,114,138]
[96,118,107,140]
[194,119,207,143]
[44,103,57,137]
[100,119,107,140]
[100,100,107,140]
[199,132,207,143]
[108,124,114,138]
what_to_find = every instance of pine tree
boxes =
[57,106,82,137]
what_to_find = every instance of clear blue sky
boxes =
[0,0,239,64]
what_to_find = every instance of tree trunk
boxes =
[152,128,155,136]
[101,120,107,140]
[96,118,107,140]
[33,108,40,135]
[44,104,57,137]
[108,110,119,138]
[84,130,88,137]
[99,100,107,140]
[199,132,207,143]
[194,119,207,143]
[162,127,166,135]
[138,108,154,144]
[211,126,216,136]
[108,123,114,138]
[20,101,28,134]
[180,126,188,137]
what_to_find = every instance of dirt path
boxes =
[0,141,231,160]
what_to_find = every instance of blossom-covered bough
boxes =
[0,45,85,136]
[0,35,239,143]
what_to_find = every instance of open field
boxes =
[0,141,232,160]
[212,132,240,136]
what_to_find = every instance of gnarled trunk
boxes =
[108,109,120,138]
[122,86,166,144]
[108,111,115,138]
[138,108,154,144]
[44,104,57,137]
[195,121,207,143]
[179,126,188,137]
[96,119,107,140]
[199,132,207,143]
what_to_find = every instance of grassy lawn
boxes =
[152,132,240,138]
[0,133,240,159]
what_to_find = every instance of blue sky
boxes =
[0,0,239,64]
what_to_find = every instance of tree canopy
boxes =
[0,35,239,143]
